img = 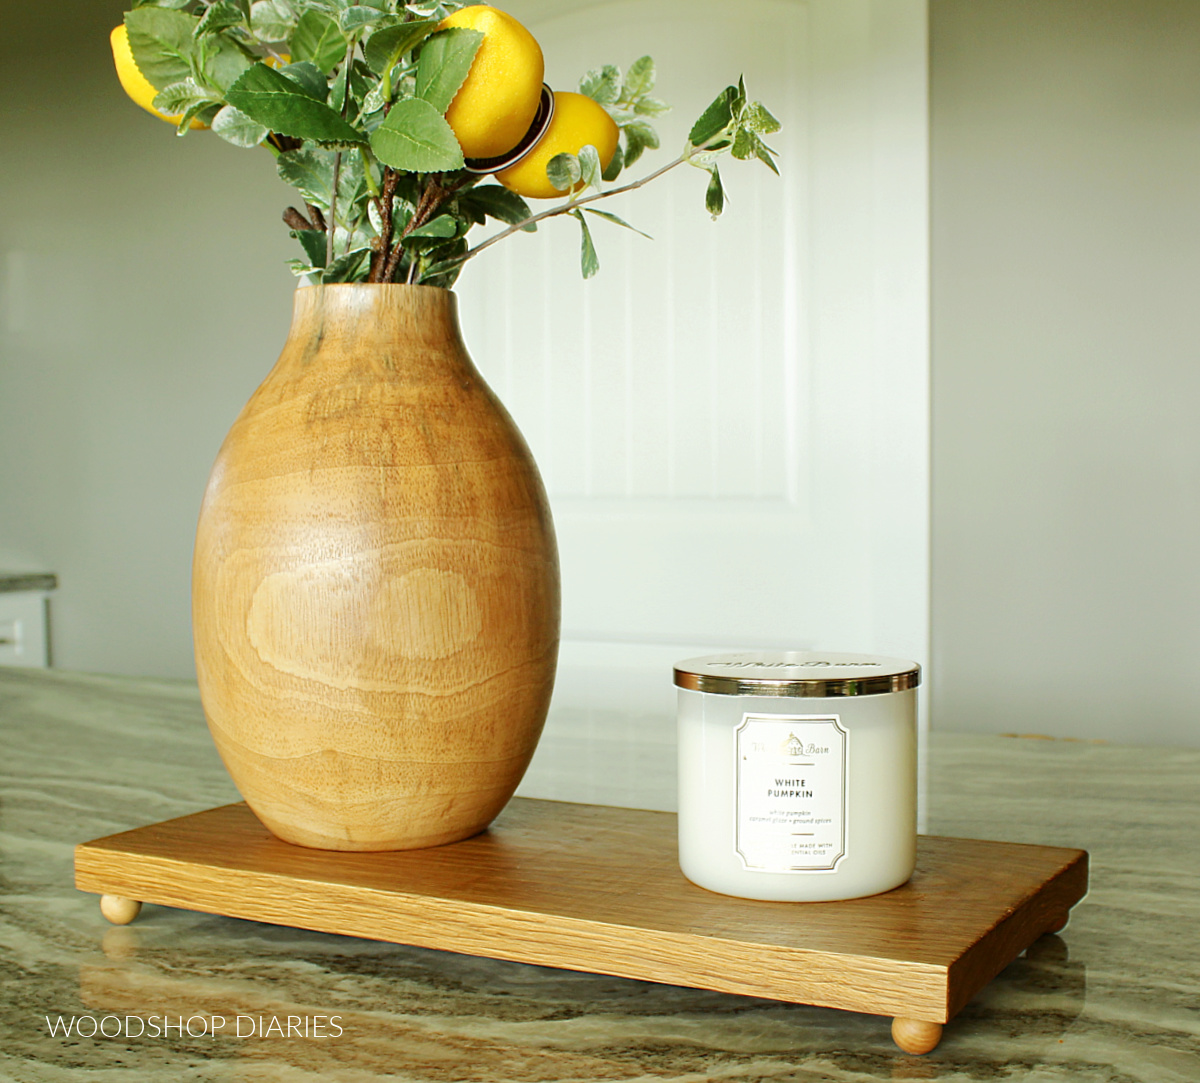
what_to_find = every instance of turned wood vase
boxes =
[192,284,560,850]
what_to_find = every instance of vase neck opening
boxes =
[288,284,463,357]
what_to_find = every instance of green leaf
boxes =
[124,7,200,90]
[292,228,328,268]
[211,103,270,146]
[625,120,659,151]
[601,142,623,182]
[579,64,619,105]
[633,96,670,118]
[401,214,460,249]
[152,79,219,116]
[621,55,655,100]
[340,5,393,33]
[249,0,295,41]
[279,147,359,213]
[419,239,468,288]
[370,97,464,171]
[362,82,388,115]
[577,144,602,190]
[623,125,647,168]
[276,60,328,101]
[732,127,779,174]
[705,164,725,218]
[546,152,581,193]
[458,185,535,231]
[688,85,737,147]
[206,32,253,91]
[731,126,756,161]
[195,1,247,36]
[368,196,413,236]
[322,247,371,283]
[226,63,367,147]
[570,209,599,279]
[755,141,780,174]
[133,0,193,9]
[415,27,483,113]
[584,208,651,240]
[408,215,459,239]
[292,10,348,74]
[743,100,781,135]
[363,19,439,75]
[329,59,349,113]
[175,100,220,134]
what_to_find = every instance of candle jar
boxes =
[675,651,920,902]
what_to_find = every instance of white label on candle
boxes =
[734,714,848,872]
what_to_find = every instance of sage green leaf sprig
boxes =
[117,1,780,287]
[462,68,780,280]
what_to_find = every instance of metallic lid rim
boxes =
[674,668,920,698]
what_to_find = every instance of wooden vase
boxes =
[192,284,560,851]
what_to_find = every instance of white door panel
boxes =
[458,0,928,696]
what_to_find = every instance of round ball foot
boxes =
[100,895,142,925]
[891,1017,943,1055]
[1044,912,1069,935]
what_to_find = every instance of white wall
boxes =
[0,0,296,676]
[931,0,1200,745]
[3,1,1198,747]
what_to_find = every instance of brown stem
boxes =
[383,175,441,283]
[305,203,327,233]
[368,169,399,283]
[381,174,474,283]
[381,231,407,284]
[283,207,314,232]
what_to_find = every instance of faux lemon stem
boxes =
[458,128,735,270]
[461,151,688,266]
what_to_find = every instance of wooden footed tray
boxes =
[75,798,1088,1055]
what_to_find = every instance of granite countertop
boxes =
[0,573,57,594]
[2,667,1197,1081]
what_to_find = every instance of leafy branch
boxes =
[455,77,779,279]
[116,2,780,287]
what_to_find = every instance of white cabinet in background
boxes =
[0,576,55,668]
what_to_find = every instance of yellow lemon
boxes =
[496,91,619,199]
[438,5,544,160]
[110,24,207,129]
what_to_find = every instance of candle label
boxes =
[734,714,848,872]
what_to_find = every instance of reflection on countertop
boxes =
[1,667,1197,1081]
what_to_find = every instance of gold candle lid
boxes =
[674,651,920,698]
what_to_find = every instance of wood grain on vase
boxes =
[192,285,559,851]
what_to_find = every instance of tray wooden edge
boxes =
[75,842,950,1021]
[73,802,1089,1026]
[945,846,1088,1018]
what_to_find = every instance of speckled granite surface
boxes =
[1,667,1197,1081]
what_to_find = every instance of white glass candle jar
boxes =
[675,651,920,902]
